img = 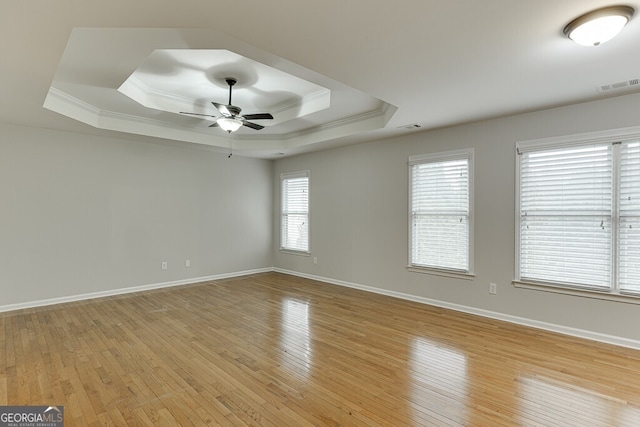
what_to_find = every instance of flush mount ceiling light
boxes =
[564,5,634,46]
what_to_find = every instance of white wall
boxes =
[0,123,273,307]
[3,92,640,345]
[273,92,640,345]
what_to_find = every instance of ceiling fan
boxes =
[180,78,273,133]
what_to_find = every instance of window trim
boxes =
[407,148,475,278]
[512,280,640,305]
[280,170,310,254]
[514,126,640,301]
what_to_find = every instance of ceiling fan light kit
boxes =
[217,117,243,133]
[564,5,634,46]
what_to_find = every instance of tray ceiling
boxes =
[44,28,395,158]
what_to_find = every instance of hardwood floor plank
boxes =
[2,272,640,425]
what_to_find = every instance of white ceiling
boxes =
[2,1,640,158]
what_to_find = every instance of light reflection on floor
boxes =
[280,298,312,380]
[410,337,469,425]
[519,375,640,426]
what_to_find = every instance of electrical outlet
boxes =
[161,261,168,270]
[185,259,190,268]
[313,257,318,265]
[489,282,497,294]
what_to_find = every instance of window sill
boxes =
[407,266,475,281]
[279,249,310,257]
[512,280,640,305]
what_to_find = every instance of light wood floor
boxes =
[2,272,640,426]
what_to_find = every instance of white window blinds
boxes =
[517,138,640,294]
[281,171,309,252]
[409,150,473,273]
[619,141,640,292]
[519,144,613,289]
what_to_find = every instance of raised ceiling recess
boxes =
[44,28,397,158]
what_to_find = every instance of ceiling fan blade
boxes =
[242,113,273,120]
[212,102,231,116]
[243,121,264,130]
[180,112,218,118]
[208,122,219,128]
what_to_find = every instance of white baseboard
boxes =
[5,267,639,351]
[0,267,272,314]
[273,268,640,351]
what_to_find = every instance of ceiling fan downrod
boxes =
[226,77,237,105]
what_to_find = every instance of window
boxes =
[408,149,474,275]
[516,130,640,296]
[281,171,309,252]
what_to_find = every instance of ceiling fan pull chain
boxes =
[228,135,233,158]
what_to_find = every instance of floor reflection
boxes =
[280,298,312,380]
[519,375,640,426]
[410,337,469,425]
